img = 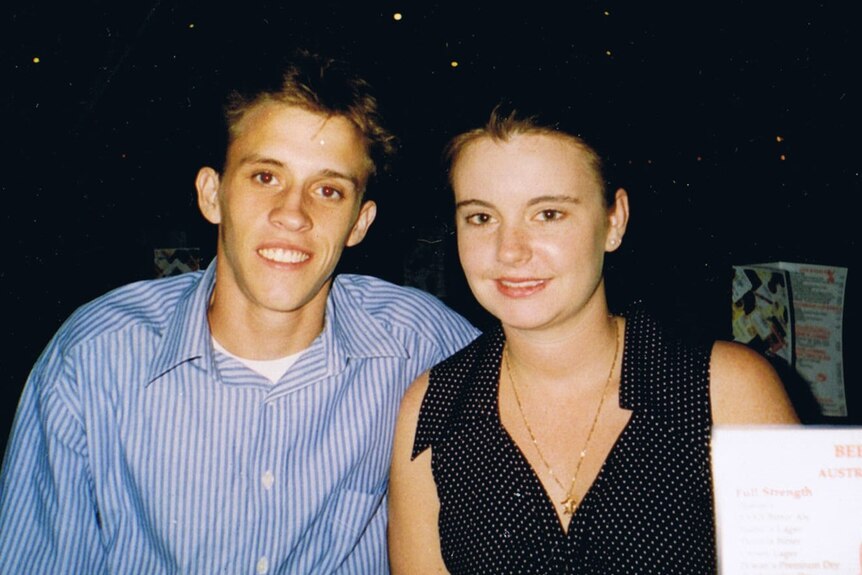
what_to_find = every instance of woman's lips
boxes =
[496,278,547,297]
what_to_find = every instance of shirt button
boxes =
[256,556,269,574]
[262,470,275,490]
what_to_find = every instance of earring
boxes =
[609,238,617,246]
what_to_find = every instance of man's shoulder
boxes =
[59,272,204,344]
[332,274,479,340]
[334,274,460,317]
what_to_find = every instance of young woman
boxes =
[388,105,799,574]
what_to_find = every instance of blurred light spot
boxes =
[32,56,40,64]
[776,135,784,142]
[393,12,403,21]
[450,60,459,68]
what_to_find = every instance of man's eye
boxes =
[315,185,344,199]
[253,172,277,185]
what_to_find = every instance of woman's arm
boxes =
[388,371,450,575]
[710,341,800,424]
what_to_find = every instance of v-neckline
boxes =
[490,324,635,536]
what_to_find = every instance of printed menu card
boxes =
[712,426,862,574]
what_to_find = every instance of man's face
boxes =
[197,102,376,323]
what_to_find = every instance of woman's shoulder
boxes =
[621,304,713,350]
[407,326,504,457]
[709,340,800,424]
[620,304,714,376]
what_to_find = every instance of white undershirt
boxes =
[212,337,304,384]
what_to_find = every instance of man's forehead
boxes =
[231,103,371,163]
[232,102,343,137]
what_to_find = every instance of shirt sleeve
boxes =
[0,341,106,574]
[425,300,481,361]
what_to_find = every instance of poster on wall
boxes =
[154,248,201,278]
[732,262,848,417]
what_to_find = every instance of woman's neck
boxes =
[503,308,620,392]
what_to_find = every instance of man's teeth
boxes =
[259,248,309,263]
[500,279,543,288]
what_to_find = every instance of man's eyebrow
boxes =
[237,155,284,168]
[318,168,361,189]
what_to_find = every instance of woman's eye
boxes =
[537,209,564,221]
[465,213,492,225]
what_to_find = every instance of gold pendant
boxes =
[562,495,578,516]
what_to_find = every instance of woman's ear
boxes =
[196,167,222,224]
[605,188,630,252]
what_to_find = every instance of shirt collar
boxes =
[146,258,217,384]
[323,275,410,370]
[146,264,409,385]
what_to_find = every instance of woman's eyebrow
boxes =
[525,195,580,207]
[455,198,494,209]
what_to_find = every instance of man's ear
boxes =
[345,200,378,247]
[196,167,222,224]
[605,188,630,252]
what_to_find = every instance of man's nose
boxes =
[270,188,312,231]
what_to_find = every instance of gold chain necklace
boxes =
[504,316,621,516]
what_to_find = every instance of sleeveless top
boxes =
[412,309,717,574]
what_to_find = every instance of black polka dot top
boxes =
[412,308,717,574]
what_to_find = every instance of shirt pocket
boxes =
[325,486,386,567]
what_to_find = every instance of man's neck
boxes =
[207,294,327,360]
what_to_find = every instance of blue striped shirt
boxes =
[0,260,478,574]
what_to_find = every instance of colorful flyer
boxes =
[732,263,848,417]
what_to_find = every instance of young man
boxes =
[0,52,478,574]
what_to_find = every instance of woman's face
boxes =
[452,133,627,335]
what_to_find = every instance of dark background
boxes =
[2,1,858,456]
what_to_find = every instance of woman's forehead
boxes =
[453,134,602,192]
